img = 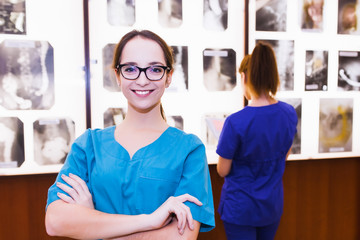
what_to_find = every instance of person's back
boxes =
[218,101,297,226]
[216,43,298,240]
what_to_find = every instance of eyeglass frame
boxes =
[115,64,171,81]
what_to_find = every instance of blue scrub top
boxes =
[47,126,215,232]
[216,101,298,226]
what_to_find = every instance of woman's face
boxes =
[117,37,172,113]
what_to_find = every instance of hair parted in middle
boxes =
[249,41,280,97]
[112,29,174,73]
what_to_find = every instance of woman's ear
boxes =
[240,72,247,85]
[165,70,173,88]
[115,69,121,87]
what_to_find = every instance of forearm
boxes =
[111,219,200,240]
[46,200,154,239]
[217,156,232,177]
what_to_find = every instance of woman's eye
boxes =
[150,66,163,73]
[124,66,137,72]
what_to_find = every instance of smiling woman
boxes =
[45,29,215,240]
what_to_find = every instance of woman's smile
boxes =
[132,89,153,97]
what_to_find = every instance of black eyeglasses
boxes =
[116,64,170,81]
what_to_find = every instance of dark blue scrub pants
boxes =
[223,220,280,240]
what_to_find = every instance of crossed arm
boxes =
[45,174,201,240]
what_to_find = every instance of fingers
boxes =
[173,194,202,231]
[166,194,201,234]
[176,193,203,206]
[67,173,91,195]
[56,173,94,209]
[59,174,81,202]
[61,174,82,194]
[175,204,189,234]
[57,192,75,204]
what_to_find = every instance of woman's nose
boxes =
[134,71,150,86]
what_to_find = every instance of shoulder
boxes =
[74,126,115,147]
[277,101,297,116]
[228,107,255,121]
[166,127,204,149]
[166,127,205,153]
[223,108,253,129]
[276,101,298,124]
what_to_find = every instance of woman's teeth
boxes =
[135,90,150,95]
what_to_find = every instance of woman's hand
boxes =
[149,194,202,235]
[56,173,94,209]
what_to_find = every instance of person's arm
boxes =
[47,174,201,239]
[217,156,232,177]
[46,200,154,239]
[110,219,200,240]
[286,147,292,160]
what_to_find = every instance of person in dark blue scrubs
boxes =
[216,43,298,240]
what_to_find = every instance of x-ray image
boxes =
[203,0,228,31]
[103,43,119,92]
[158,0,182,28]
[0,0,26,34]
[203,48,236,91]
[319,98,353,153]
[0,117,24,168]
[168,46,188,91]
[305,50,328,91]
[0,40,54,110]
[256,0,287,32]
[281,98,302,154]
[338,51,360,91]
[338,0,360,35]
[103,108,183,130]
[104,107,126,127]
[107,0,135,26]
[33,118,75,165]
[167,115,183,130]
[204,113,227,146]
[256,39,294,91]
[301,0,324,32]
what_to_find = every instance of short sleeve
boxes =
[46,129,93,210]
[216,116,239,160]
[174,135,215,232]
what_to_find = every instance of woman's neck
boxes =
[248,93,277,107]
[120,104,168,131]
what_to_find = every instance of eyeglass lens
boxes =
[120,65,166,80]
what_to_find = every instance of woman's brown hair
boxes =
[239,54,251,74]
[248,42,279,97]
[112,29,174,71]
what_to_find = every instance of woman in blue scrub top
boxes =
[45,30,215,239]
[216,43,298,240]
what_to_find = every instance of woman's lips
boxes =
[132,90,153,96]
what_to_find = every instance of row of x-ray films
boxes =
[1,0,359,174]
[0,0,86,174]
[250,0,360,160]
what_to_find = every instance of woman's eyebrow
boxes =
[149,61,166,66]
[120,61,137,65]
